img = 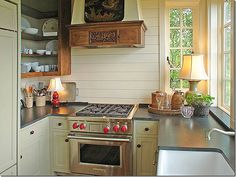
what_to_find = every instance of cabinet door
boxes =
[135,138,157,176]
[0,1,17,31]
[0,30,17,173]
[19,119,50,175]
[0,165,16,175]
[52,130,70,173]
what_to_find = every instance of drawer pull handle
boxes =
[145,128,149,131]
[30,130,34,135]
[65,139,69,142]
[20,155,23,159]
[58,123,62,126]
[137,144,141,148]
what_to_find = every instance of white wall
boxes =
[22,0,160,104]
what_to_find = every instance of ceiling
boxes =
[21,0,58,12]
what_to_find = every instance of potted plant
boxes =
[185,93,215,117]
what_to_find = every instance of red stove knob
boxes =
[103,126,110,134]
[121,125,128,132]
[113,124,120,132]
[72,122,79,129]
[79,123,86,130]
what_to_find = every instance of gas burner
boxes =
[76,104,134,118]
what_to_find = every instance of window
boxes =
[221,0,232,111]
[165,4,199,92]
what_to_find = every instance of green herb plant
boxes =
[186,93,215,107]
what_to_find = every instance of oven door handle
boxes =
[67,135,132,142]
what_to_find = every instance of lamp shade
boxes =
[179,54,208,81]
[47,77,64,92]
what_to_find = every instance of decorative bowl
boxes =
[32,66,41,72]
[24,28,38,35]
[36,50,46,55]
[180,105,194,118]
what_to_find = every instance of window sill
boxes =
[209,107,233,131]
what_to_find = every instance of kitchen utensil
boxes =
[24,28,38,35]
[46,40,58,52]
[36,50,46,55]
[42,18,58,36]
[21,17,31,31]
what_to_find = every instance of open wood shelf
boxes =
[21,32,57,41]
[21,71,59,78]
[21,54,58,57]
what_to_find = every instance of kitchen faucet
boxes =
[208,128,235,140]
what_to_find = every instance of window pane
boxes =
[224,0,231,24]
[182,8,193,27]
[182,29,193,47]
[170,70,180,89]
[170,49,181,68]
[170,29,181,47]
[224,53,231,79]
[183,49,193,55]
[223,80,231,107]
[170,9,180,27]
[224,26,231,51]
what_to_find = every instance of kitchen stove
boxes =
[69,103,138,135]
[67,103,138,175]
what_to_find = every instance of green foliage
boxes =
[186,93,215,107]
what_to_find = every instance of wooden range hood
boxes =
[68,20,147,48]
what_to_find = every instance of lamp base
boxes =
[51,91,60,108]
[185,81,201,97]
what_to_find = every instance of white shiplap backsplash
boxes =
[21,0,159,104]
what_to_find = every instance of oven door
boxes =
[67,133,132,176]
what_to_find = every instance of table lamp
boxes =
[179,54,208,94]
[47,77,64,108]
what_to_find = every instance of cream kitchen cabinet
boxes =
[133,120,159,176]
[18,118,51,175]
[0,0,18,173]
[0,165,16,175]
[50,117,70,174]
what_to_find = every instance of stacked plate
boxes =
[42,18,58,36]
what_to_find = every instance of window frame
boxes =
[164,3,200,93]
[218,0,234,114]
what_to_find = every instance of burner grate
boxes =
[76,104,134,118]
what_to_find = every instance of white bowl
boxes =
[36,50,46,55]
[21,63,31,73]
[31,62,39,68]
[24,28,38,35]
[32,66,41,72]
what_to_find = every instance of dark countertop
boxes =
[20,102,87,128]
[20,103,235,172]
[133,106,235,171]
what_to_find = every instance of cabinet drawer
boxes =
[52,118,68,130]
[21,119,48,142]
[135,121,158,136]
[0,1,17,31]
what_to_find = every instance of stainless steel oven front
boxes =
[67,133,132,176]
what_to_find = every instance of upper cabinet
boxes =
[21,0,71,78]
[0,0,17,31]
[68,20,147,48]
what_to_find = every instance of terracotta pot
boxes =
[171,91,184,110]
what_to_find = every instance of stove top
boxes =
[76,104,134,118]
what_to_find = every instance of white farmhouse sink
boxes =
[157,149,234,175]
